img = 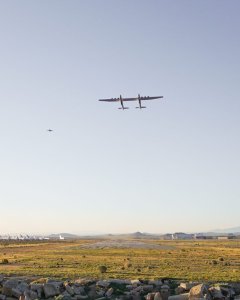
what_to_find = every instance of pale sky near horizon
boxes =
[0,1,240,235]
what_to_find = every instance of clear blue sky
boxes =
[1,1,239,234]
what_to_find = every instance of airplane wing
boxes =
[140,96,164,100]
[98,97,137,102]
[99,98,120,102]
[122,97,138,101]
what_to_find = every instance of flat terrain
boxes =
[0,239,240,281]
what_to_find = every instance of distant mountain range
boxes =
[47,231,160,239]
[47,227,240,240]
[2,227,239,241]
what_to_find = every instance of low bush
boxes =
[1,259,9,264]
[218,257,224,261]
[98,265,107,273]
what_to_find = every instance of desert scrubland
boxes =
[0,239,240,282]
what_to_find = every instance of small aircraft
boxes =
[47,129,53,132]
[99,94,163,109]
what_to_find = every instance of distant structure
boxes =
[59,235,65,240]
[171,232,193,240]
[217,236,236,240]
[0,234,49,240]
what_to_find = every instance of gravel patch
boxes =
[79,240,175,250]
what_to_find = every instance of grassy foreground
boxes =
[0,239,240,282]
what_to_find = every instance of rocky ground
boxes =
[78,240,175,250]
[0,275,240,300]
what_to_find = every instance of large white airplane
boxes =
[99,94,163,110]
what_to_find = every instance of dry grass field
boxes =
[0,239,240,282]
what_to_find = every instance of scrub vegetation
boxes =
[0,239,239,281]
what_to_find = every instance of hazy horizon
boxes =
[2,225,240,236]
[1,1,240,234]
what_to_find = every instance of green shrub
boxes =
[218,257,224,261]
[98,265,107,273]
[1,258,9,264]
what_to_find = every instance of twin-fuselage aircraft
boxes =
[99,94,163,110]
